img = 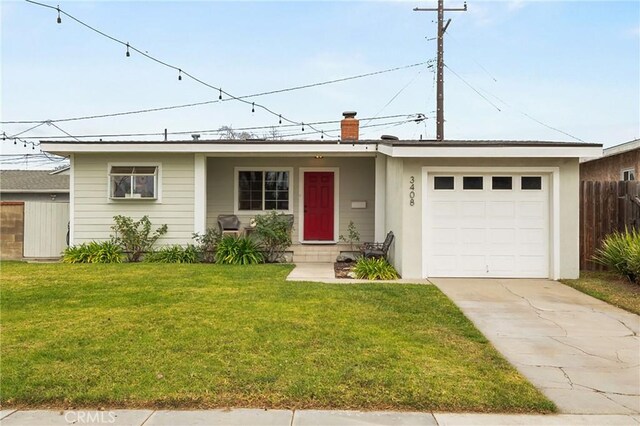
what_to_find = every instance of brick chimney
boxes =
[341,111,359,141]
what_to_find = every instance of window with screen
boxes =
[109,166,158,199]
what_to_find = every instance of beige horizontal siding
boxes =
[73,153,195,245]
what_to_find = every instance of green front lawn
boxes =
[561,270,640,315]
[1,263,554,412]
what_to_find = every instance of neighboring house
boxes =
[41,113,602,279]
[0,168,70,202]
[0,169,70,259]
[580,139,639,181]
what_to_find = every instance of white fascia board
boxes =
[40,143,377,155]
[0,189,69,193]
[380,145,603,159]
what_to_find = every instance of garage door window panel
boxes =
[492,176,513,190]
[463,176,483,190]
[521,176,542,190]
[434,176,454,190]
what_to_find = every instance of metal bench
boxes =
[362,231,394,260]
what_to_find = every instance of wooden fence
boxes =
[580,180,640,270]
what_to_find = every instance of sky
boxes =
[1,0,639,169]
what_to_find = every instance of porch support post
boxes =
[69,154,75,245]
[194,154,207,235]
[374,153,387,241]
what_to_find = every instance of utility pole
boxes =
[414,0,467,141]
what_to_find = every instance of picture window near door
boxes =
[237,170,290,211]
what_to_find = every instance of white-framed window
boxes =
[621,168,636,181]
[108,165,159,200]
[235,167,293,212]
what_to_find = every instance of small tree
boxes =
[339,221,360,253]
[111,215,168,262]
[253,211,292,263]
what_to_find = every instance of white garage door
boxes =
[425,173,549,278]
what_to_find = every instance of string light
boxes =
[321,131,324,139]
[218,88,222,100]
[302,123,305,132]
[56,5,61,23]
[251,102,255,113]
[23,0,345,138]
[279,115,282,125]
[126,42,130,57]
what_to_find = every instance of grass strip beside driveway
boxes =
[561,270,640,315]
[1,263,554,413]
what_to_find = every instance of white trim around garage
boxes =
[298,167,340,244]
[421,166,561,280]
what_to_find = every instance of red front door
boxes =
[304,172,334,241]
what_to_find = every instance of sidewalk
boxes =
[1,409,638,425]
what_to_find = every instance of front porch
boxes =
[197,154,387,259]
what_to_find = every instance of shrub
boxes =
[62,241,123,264]
[192,228,221,263]
[144,245,199,263]
[216,235,264,265]
[339,221,361,253]
[111,215,168,262]
[593,228,640,283]
[353,257,399,280]
[253,211,292,263]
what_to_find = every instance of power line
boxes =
[445,64,502,112]
[363,66,431,127]
[6,113,424,140]
[25,0,430,138]
[23,0,327,135]
[0,61,434,125]
[7,122,47,137]
[444,63,586,142]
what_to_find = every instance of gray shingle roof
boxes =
[0,170,69,192]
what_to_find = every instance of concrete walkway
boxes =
[286,262,431,284]
[1,409,638,425]
[432,278,640,415]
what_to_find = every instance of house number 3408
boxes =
[409,176,415,206]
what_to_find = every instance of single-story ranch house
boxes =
[41,115,602,279]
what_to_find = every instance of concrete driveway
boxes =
[432,278,640,415]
